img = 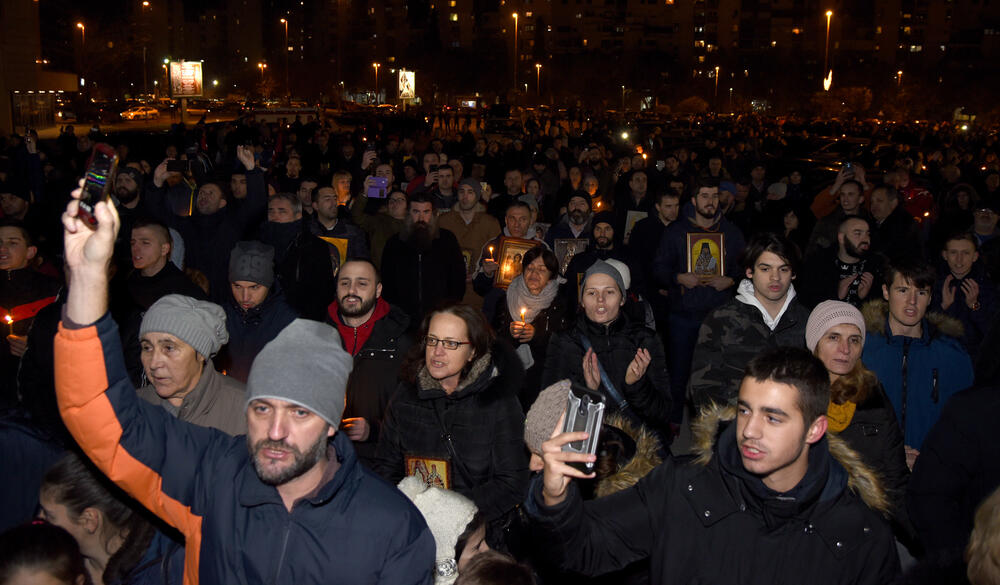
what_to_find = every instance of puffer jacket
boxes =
[524,404,900,585]
[373,342,528,521]
[541,313,672,436]
[861,299,974,449]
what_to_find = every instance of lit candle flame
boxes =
[596,201,602,208]
[520,307,526,322]
[3,315,11,326]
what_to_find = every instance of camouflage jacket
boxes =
[688,297,809,410]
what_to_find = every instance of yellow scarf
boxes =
[826,400,857,433]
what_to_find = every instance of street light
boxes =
[824,10,833,89]
[512,13,519,91]
[258,62,267,83]
[621,85,626,111]
[897,70,903,87]
[372,62,380,104]
[76,22,85,47]
[714,65,720,99]
[279,18,289,99]
[535,63,541,97]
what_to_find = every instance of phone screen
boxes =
[79,144,119,227]
[367,176,389,199]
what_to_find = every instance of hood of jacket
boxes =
[861,298,965,340]
[593,413,663,498]
[689,402,890,516]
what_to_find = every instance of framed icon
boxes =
[494,237,537,289]
[687,232,725,280]
[554,238,589,276]
[405,455,451,489]
[624,210,648,243]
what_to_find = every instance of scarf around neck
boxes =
[506,274,563,323]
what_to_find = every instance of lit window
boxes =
[583,38,588,46]
[450,12,458,21]
[876,26,882,34]
[792,28,801,34]
[698,55,705,62]
[449,0,456,5]
[770,40,777,46]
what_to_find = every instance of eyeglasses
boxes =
[422,336,471,350]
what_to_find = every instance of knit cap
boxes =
[229,241,275,287]
[591,211,615,228]
[457,178,482,200]
[140,295,229,358]
[805,300,866,352]
[397,476,478,585]
[604,259,632,291]
[246,319,354,429]
[524,380,571,455]
[583,259,626,296]
[567,190,592,209]
[117,166,145,191]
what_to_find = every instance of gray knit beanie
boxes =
[524,380,571,455]
[583,259,626,296]
[246,319,354,429]
[458,178,482,200]
[229,241,275,287]
[140,295,228,358]
[806,300,866,352]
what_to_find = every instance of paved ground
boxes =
[36,112,239,139]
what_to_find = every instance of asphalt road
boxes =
[36,112,239,139]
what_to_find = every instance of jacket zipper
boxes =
[272,519,292,583]
[931,368,939,404]
[900,339,910,443]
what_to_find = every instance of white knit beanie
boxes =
[805,300,866,352]
[397,476,478,585]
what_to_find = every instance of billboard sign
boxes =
[169,61,204,98]
[398,70,415,100]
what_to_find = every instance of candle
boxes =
[596,201,602,209]
[4,315,12,336]
[520,307,526,323]
[487,245,494,261]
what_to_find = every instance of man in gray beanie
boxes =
[54,191,435,584]
[136,294,246,435]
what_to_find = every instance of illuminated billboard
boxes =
[169,61,204,98]
[398,70,415,100]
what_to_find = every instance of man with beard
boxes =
[438,179,501,304]
[380,193,465,325]
[147,146,267,304]
[799,217,881,310]
[217,241,298,383]
[257,193,335,321]
[326,259,411,465]
[806,179,870,257]
[54,192,434,583]
[558,211,633,315]
[654,180,746,425]
[545,191,592,248]
[110,166,152,274]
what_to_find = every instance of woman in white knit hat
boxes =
[806,300,913,541]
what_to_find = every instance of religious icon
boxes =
[686,232,725,280]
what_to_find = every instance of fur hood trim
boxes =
[861,299,965,339]
[691,403,891,515]
[594,413,663,498]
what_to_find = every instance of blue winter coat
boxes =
[861,300,974,450]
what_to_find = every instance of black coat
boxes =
[907,385,1000,568]
[542,313,672,436]
[492,294,571,410]
[381,228,466,326]
[373,342,528,521]
[258,220,336,322]
[833,383,912,540]
[525,408,899,585]
[217,288,298,383]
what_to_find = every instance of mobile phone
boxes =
[367,176,389,199]
[167,159,191,173]
[429,164,439,173]
[656,160,666,171]
[561,384,605,473]
[78,143,119,228]
[843,162,854,172]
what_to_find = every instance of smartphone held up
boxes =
[77,143,119,229]
[561,384,605,473]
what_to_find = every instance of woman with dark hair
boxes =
[0,523,88,585]
[374,304,529,524]
[806,301,913,540]
[37,453,183,585]
[493,246,570,408]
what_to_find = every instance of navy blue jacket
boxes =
[54,314,435,585]
[219,287,298,383]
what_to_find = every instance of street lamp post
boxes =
[897,70,903,87]
[280,18,289,99]
[824,10,833,88]
[535,63,541,97]
[714,65,720,100]
[258,62,267,83]
[512,13,519,92]
[372,62,380,104]
[621,85,626,111]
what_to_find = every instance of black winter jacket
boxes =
[525,406,900,585]
[373,342,529,521]
[493,294,571,410]
[542,313,672,436]
[218,288,298,383]
[380,229,466,326]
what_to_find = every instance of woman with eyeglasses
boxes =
[373,304,529,527]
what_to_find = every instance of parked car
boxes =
[120,105,160,120]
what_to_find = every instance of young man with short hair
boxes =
[862,257,974,460]
[527,347,899,584]
[689,232,810,411]
[931,232,997,359]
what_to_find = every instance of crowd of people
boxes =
[2,109,1000,584]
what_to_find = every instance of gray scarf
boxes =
[506,274,562,323]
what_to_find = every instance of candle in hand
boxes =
[487,245,494,261]
[520,307,527,323]
[4,315,12,336]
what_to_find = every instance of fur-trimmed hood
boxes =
[861,298,965,340]
[690,403,891,515]
[594,413,664,498]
